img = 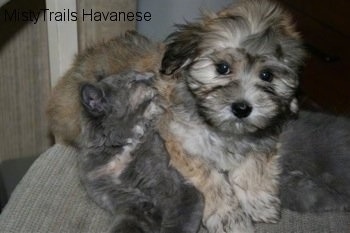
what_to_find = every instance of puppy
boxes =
[47,31,163,145]
[280,111,350,212]
[157,0,305,232]
[78,71,203,233]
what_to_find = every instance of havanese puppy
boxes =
[78,71,203,233]
[157,0,304,232]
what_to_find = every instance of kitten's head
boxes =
[79,71,161,148]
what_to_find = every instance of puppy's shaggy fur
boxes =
[157,0,304,232]
[280,111,350,212]
[78,71,203,233]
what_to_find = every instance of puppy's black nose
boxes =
[231,101,252,118]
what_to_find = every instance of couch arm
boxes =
[0,145,349,232]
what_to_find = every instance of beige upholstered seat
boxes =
[0,145,349,233]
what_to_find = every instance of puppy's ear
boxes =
[80,84,108,117]
[161,23,203,75]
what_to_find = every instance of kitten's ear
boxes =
[80,84,107,117]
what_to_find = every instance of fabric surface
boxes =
[0,144,349,233]
[0,145,112,233]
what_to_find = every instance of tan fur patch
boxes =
[47,32,164,144]
[88,152,133,181]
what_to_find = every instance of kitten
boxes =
[280,111,350,212]
[77,71,203,233]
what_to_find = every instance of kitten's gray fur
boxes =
[280,111,350,212]
[77,71,203,233]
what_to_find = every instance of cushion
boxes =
[0,145,349,232]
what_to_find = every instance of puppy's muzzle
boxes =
[231,101,252,118]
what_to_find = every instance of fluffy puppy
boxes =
[280,111,350,212]
[157,0,305,232]
[47,31,163,144]
[78,71,203,233]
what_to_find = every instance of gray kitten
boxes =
[77,71,203,233]
[280,110,350,212]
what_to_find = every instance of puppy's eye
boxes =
[259,70,274,82]
[216,62,231,75]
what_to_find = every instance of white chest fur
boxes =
[168,118,242,171]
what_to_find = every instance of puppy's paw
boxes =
[251,197,281,223]
[244,194,281,223]
[205,208,254,233]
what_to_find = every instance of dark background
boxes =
[280,0,350,115]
